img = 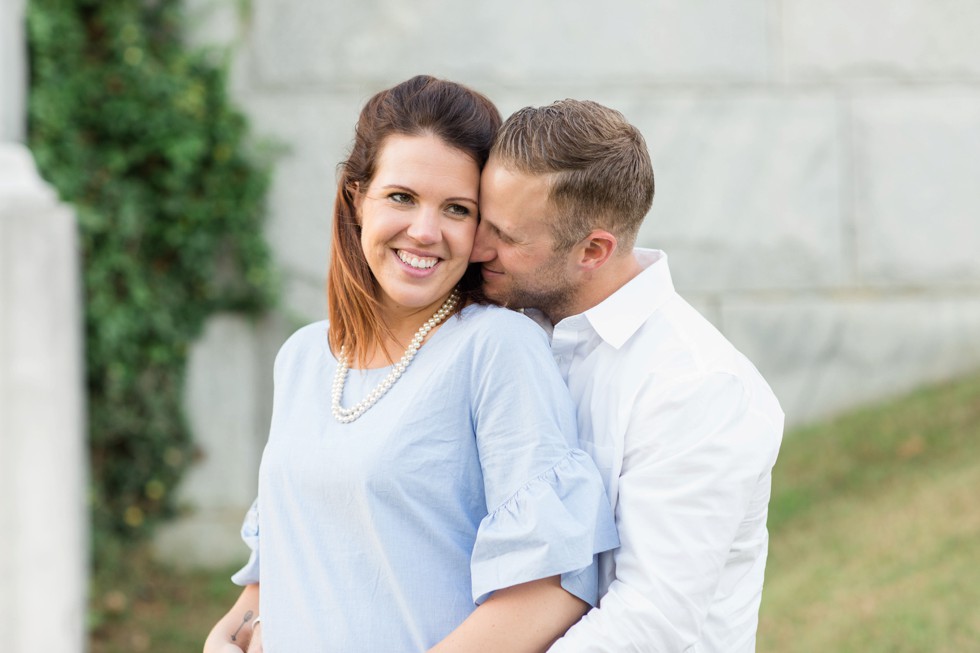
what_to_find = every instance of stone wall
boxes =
[160,0,980,564]
[0,1,87,649]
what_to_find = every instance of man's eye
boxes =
[445,204,471,217]
[490,225,513,244]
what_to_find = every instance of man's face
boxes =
[470,161,578,321]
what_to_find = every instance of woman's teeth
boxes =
[397,250,438,270]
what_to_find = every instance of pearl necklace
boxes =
[331,288,460,423]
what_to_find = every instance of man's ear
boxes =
[577,229,618,271]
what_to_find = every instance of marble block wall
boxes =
[1,0,87,643]
[158,0,980,564]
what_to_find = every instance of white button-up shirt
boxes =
[543,249,784,652]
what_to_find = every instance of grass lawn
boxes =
[89,373,980,652]
[758,373,980,652]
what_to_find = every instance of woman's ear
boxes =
[349,181,363,223]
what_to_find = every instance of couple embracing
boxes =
[205,75,783,653]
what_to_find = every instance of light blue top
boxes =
[232,303,619,653]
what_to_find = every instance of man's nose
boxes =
[469,221,494,263]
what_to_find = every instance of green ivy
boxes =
[26,0,276,568]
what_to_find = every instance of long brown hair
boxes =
[327,75,501,366]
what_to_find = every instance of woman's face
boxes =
[356,133,480,322]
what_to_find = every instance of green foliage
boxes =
[26,0,276,567]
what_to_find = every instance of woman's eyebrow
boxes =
[378,184,416,194]
[445,195,478,205]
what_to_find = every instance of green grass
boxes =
[759,373,980,652]
[89,373,980,652]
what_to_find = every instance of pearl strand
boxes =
[331,288,460,423]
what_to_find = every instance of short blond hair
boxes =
[491,100,654,251]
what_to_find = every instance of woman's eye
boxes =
[388,192,412,204]
[445,204,471,217]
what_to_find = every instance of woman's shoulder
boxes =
[456,302,537,324]
[275,319,331,367]
[457,303,542,333]
[453,304,550,351]
[284,319,330,347]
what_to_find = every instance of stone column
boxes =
[0,0,26,142]
[0,1,88,651]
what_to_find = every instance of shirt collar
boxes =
[523,307,554,337]
[578,248,676,349]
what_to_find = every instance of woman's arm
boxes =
[428,576,588,653]
[203,583,260,653]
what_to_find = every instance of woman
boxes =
[204,75,618,653]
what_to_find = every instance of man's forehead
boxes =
[481,165,555,229]
[482,159,552,191]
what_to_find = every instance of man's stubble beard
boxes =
[490,253,578,323]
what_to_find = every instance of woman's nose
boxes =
[406,207,441,244]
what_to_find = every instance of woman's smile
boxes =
[395,248,441,272]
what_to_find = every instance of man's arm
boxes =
[550,372,782,651]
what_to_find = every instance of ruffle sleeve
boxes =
[470,449,619,606]
[230,498,260,586]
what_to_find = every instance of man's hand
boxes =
[246,622,263,653]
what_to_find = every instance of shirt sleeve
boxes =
[230,497,260,586]
[228,325,302,587]
[466,312,620,606]
[549,371,783,651]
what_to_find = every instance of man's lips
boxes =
[481,265,504,277]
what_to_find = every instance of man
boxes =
[471,100,784,652]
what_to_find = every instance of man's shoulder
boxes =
[634,296,782,419]
[611,291,729,364]
[584,248,774,394]
[599,287,777,400]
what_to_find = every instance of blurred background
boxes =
[2,0,978,651]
